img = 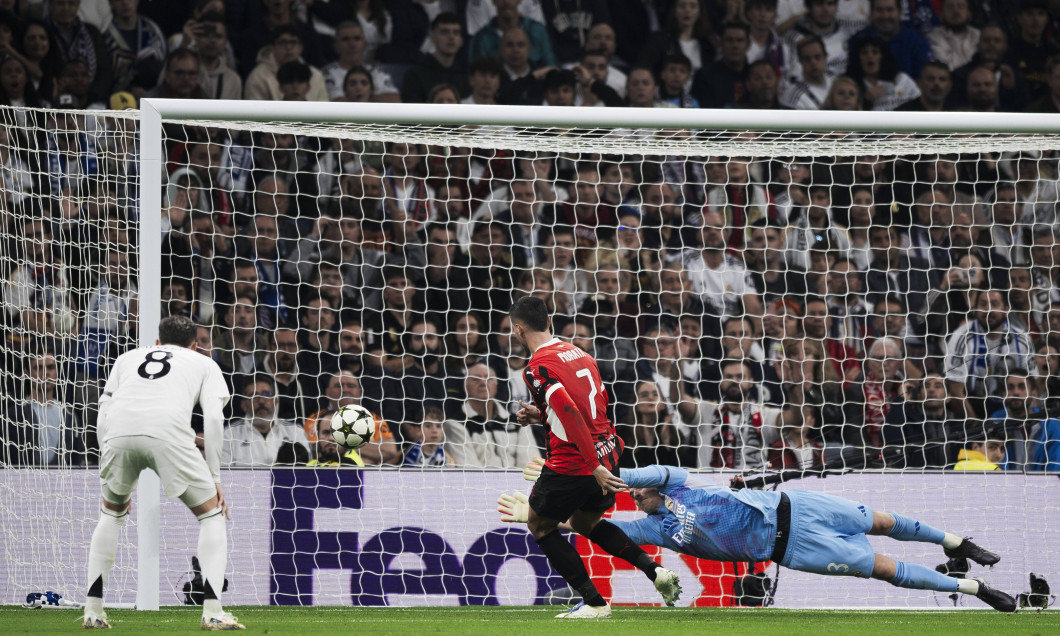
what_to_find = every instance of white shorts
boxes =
[100,436,216,507]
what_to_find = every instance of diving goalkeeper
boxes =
[499,462,1017,612]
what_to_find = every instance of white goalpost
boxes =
[1,99,1058,610]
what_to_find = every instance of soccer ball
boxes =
[331,405,375,449]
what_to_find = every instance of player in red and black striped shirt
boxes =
[509,297,681,618]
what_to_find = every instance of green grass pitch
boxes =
[1,606,1057,635]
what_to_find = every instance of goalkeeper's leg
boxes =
[870,511,1000,566]
[872,554,1016,612]
[84,500,129,625]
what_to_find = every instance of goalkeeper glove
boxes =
[497,491,530,523]
[523,456,545,482]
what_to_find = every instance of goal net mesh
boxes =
[1,103,1057,609]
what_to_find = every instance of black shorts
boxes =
[528,465,616,521]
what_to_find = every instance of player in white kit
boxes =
[83,316,244,630]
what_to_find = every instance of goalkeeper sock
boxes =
[535,530,606,607]
[890,561,959,592]
[197,507,227,617]
[587,520,660,582]
[887,514,945,544]
[86,507,128,613]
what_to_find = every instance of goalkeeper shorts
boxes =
[781,490,876,579]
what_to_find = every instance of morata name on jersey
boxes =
[556,347,587,363]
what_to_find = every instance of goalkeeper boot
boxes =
[945,538,1001,567]
[202,612,246,630]
[82,612,111,629]
[653,568,682,606]
[972,578,1017,613]
[555,601,612,619]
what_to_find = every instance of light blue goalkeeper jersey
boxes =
[613,465,782,562]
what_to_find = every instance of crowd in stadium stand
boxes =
[2,0,1060,472]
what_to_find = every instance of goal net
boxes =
[1,101,1058,609]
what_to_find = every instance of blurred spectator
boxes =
[785,182,851,270]
[683,209,764,322]
[780,35,835,108]
[540,0,610,65]
[1037,340,1060,411]
[4,218,76,337]
[821,74,863,109]
[552,163,617,251]
[305,410,366,466]
[491,313,531,416]
[842,336,903,449]
[380,317,452,427]
[962,65,1000,112]
[626,66,670,107]
[351,0,393,63]
[191,11,241,100]
[74,249,135,408]
[497,26,535,82]
[854,0,931,79]
[297,294,341,391]
[468,0,555,68]
[692,21,750,108]
[261,326,308,422]
[746,222,808,304]
[952,430,1005,470]
[762,298,802,362]
[212,295,267,375]
[585,22,627,95]
[401,403,454,467]
[804,294,861,382]
[236,0,324,78]
[243,27,327,101]
[927,0,978,71]
[47,0,114,104]
[783,0,854,79]
[951,24,1030,111]
[223,375,310,468]
[618,379,681,468]
[241,212,289,328]
[0,56,48,111]
[144,47,204,99]
[638,0,716,76]
[677,357,785,469]
[402,12,468,104]
[466,0,546,38]
[884,372,954,468]
[865,221,932,310]
[824,257,869,358]
[1006,0,1059,100]
[321,21,399,102]
[945,288,1038,420]
[705,157,779,251]
[846,33,920,110]
[1028,55,1060,112]
[896,60,952,111]
[304,370,400,465]
[462,55,503,104]
[363,266,420,371]
[989,367,1060,471]
[6,19,62,102]
[654,53,699,107]
[572,47,623,107]
[2,351,84,467]
[465,220,515,323]
[444,361,537,467]
[746,0,786,72]
[103,0,167,94]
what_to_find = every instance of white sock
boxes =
[85,509,126,615]
[957,579,980,595]
[197,509,227,618]
[942,533,963,550]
